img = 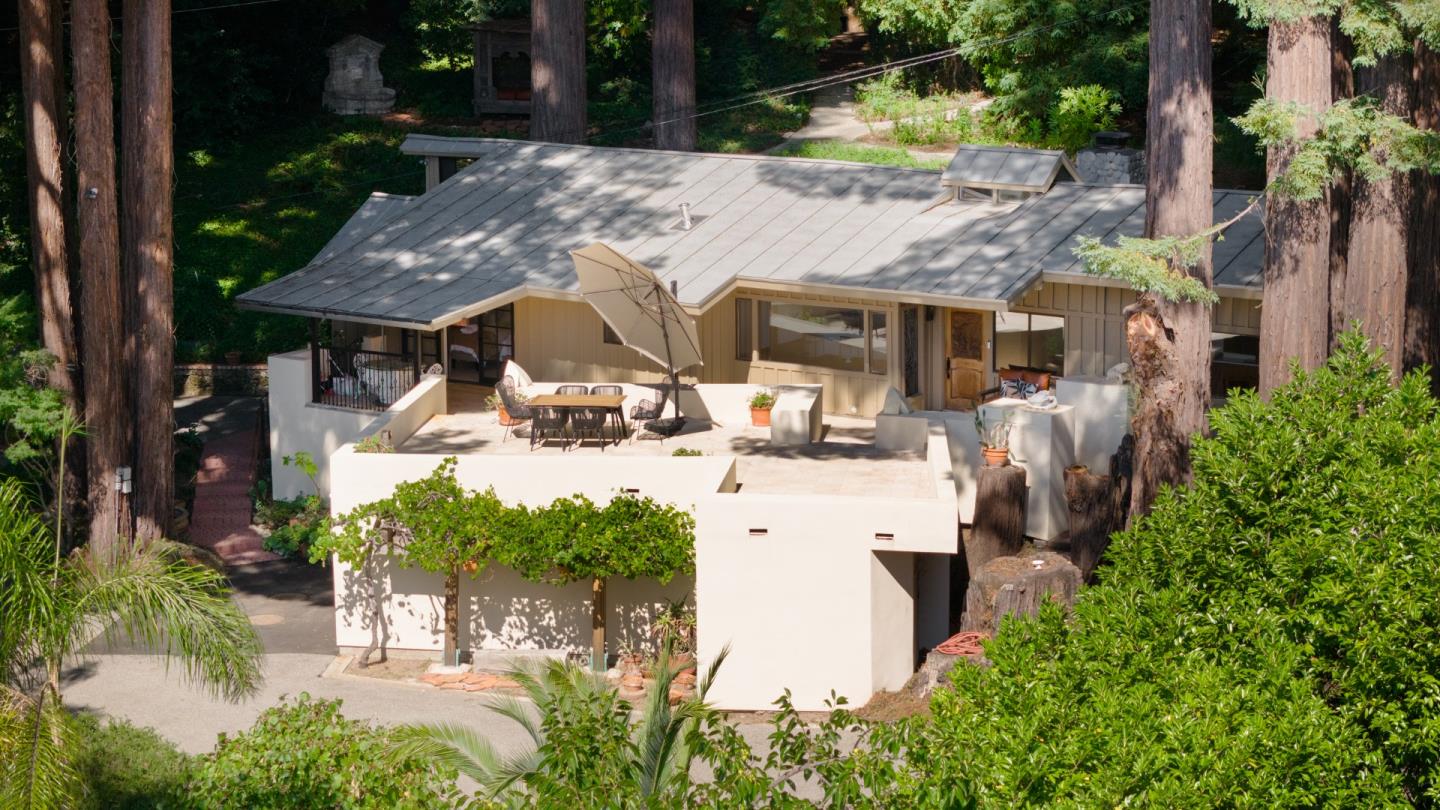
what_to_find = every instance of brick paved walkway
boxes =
[188,427,279,565]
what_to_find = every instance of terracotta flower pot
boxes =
[496,406,518,426]
[619,653,644,675]
[751,407,772,427]
[621,672,645,691]
[462,560,479,575]
[982,447,1010,467]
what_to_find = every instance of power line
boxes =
[0,0,290,33]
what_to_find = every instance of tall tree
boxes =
[122,0,176,541]
[1258,18,1334,394]
[1342,52,1413,378]
[652,0,697,151]
[72,0,133,553]
[17,0,77,402]
[1406,41,1440,394]
[530,0,587,144]
[1123,0,1214,516]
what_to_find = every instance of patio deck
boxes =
[400,385,934,499]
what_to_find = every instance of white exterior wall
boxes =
[267,350,448,500]
[324,408,959,711]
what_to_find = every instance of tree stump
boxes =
[966,465,1027,579]
[960,552,1081,636]
[1064,465,1111,581]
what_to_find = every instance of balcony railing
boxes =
[311,344,418,412]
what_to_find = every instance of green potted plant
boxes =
[748,388,777,427]
[650,599,697,672]
[975,411,1013,467]
[485,388,529,426]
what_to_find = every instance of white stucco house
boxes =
[237,135,1265,710]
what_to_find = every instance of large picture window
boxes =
[746,301,889,375]
[994,312,1065,375]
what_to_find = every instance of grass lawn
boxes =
[173,115,516,362]
[771,140,949,170]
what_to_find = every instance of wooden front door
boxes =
[945,309,987,409]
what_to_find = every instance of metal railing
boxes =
[311,344,419,412]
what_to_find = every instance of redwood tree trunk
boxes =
[1126,0,1213,517]
[72,0,133,553]
[652,0,696,151]
[123,0,176,541]
[1405,41,1440,394]
[1259,18,1334,394]
[530,0,587,144]
[1343,53,1413,378]
[1328,22,1354,348]
[18,0,77,402]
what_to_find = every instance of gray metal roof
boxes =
[236,138,1263,329]
[312,192,413,263]
[941,145,1080,192]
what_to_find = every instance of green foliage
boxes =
[1047,84,1121,153]
[860,0,1148,128]
[391,643,727,807]
[758,0,851,50]
[1235,96,1440,201]
[1224,0,1439,64]
[257,495,329,560]
[1075,233,1224,304]
[191,694,460,810]
[71,714,193,810]
[353,433,395,453]
[502,492,696,586]
[670,448,704,457]
[747,388,777,410]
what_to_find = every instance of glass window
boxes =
[994,312,1066,375]
[1211,332,1259,397]
[735,298,753,361]
[602,322,622,345]
[869,311,888,376]
[759,303,867,373]
[902,307,921,396]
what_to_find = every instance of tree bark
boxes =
[1259,18,1333,394]
[1328,21,1354,348]
[591,576,607,671]
[18,0,77,402]
[1128,0,1212,517]
[72,0,133,554]
[960,552,1081,636]
[1064,465,1110,581]
[443,566,459,665]
[122,0,176,541]
[967,464,1026,578]
[530,0,587,144]
[1405,41,1440,395]
[1343,53,1414,378]
[652,0,696,151]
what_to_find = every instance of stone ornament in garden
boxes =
[323,35,396,115]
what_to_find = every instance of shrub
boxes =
[1047,84,1121,152]
[256,495,328,559]
[671,448,703,457]
[189,694,460,809]
[72,715,193,810]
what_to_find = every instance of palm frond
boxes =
[389,721,507,782]
[0,480,64,689]
[0,685,81,810]
[69,541,263,700]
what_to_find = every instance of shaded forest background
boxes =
[0,0,1266,362]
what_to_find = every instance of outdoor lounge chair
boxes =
[556,384,590,396]
[530,406,570,451]
[590,385,623,397]
[495,376,532,442]
[629,384,670,444]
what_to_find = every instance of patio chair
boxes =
[629,385,670,444]
[495,376,532,442]
[530,406,570,451]
[569,407,611,450]
[556,384,590,396]
[590,385,623,397]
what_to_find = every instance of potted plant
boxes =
[485,389,528,426]
[650,599,697,671]
[975,411,1013,467]
[748,388,777,427]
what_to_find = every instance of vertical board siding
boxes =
[510,288,897,415]
[1013,282,1259,378]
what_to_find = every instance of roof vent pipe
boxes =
[679,202,693,230]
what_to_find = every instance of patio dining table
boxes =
[527,393,629,444]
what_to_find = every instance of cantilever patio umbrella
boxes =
[570,242,702,428]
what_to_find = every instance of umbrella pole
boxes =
[656,282,682,422]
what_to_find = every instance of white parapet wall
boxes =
[267,350,447,500]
